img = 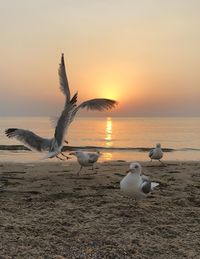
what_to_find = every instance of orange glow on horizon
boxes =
[93,77,125,101]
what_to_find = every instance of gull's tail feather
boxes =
[5,128,18,138]
[151,182,159,190]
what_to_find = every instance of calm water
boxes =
[0,117,200,162]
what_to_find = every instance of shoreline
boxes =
[1,147,200,164]
[0,144,175,152]
[0,160,199,258]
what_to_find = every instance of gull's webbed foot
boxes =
[61,152,71,160]
[56,155,65,161]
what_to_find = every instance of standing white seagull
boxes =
[69,151,101,176]
[5,93,78,160]
[120,162,159,199]
[149,143,163,163]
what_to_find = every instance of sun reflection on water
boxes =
[104,117,113,160]
[105,117,113,145]
[101,152,113,161]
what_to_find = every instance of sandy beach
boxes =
[0,160,199,259]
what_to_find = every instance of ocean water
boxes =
[0,116,200,162]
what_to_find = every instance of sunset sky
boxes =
[0,0,199,117]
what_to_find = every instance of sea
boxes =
[0,117,200,162]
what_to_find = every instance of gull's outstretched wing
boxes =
[59,53,71,103]
[76,98,118,111]
[5,128,51,152]
[54,92,78,146]
[50,98,118,127]
[68,98,118,123]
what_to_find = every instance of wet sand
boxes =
[0,160,199,259]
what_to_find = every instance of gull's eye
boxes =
[135,165,139,168]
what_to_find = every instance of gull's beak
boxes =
[126,170,131,173]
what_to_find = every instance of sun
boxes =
[96,80,121,101]
[101,88,119,100]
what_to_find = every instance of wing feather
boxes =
[51,99,118,127]
[54,92,78,146]
[58,53,71,102]
[149,149,154,158]
[5,128,51,152]
[77,98,118,111]
[88,153,100,163]
[141,180,151,194]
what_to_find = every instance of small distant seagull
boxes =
[120,162,159,199]
[69,151,101,176]
[149,143,163,163]
[5,93,78,160]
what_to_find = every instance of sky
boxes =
[0,0,200,117]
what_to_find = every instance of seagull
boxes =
[51,54,118,130]
[120,162,159,199]
[69,151,101,175]
[5,93,78,160]
[149,143,163,163]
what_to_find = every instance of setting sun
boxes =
[95,78,123,101]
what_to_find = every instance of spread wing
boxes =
[47,99,118,127]
[54,92,77,146]
[76,98,118,111]
[58,53,71,103]
[68,98,118,123]
[5,128,51,152]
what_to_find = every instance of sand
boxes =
[0,160,199,259]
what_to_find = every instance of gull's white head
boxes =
[156,143,161,148]
[127,162,142,174]
[69,151,83,158]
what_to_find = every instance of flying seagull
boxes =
[69,151,101,176]
[149,143,164,163]
[54,54,118,144]
[5,93,78,160]
[120,162,159,199]
[52,54,118,129]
